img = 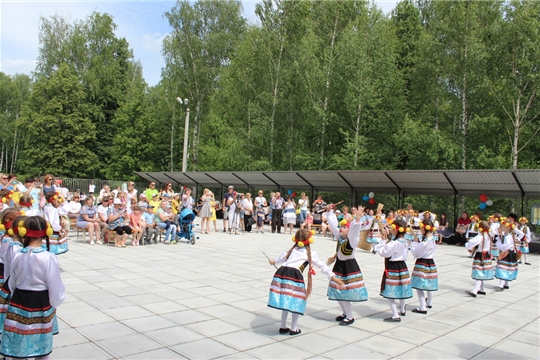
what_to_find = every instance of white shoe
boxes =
[90,240,95,245]
[97,240,103,245]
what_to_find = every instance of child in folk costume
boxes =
[493,220,524,292]
[488,213,502,261]
[0,215,26,337]
[465,221,494,297]
[366,207,384,254]
[517,217,531,265]
[42,192,69,255]
[19,194,41,216]
[375,219,413,322]
[410,219,438,314]
[0,216,65,359]
[326,205,369,325]
[267,228,344,335]
[405,211,421,248]
[0,208,20,286]
[466,215,480,258]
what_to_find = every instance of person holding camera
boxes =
[223,186,234,232]
[271,192,285,234]
[228,191,242,235]
[107,198,132,248]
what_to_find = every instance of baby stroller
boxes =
[177,208,197,245]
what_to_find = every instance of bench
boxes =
[70,219,88,243]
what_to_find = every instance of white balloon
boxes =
[486,199,493,206]
[368,192,375,198]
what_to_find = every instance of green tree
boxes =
[17,64,98,177]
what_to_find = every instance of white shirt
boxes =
[89,184,96,193]
[3,241,21,279]
[375,238,409,261]
[242,198,253,213]
[254,196,267,208]
[465,233,492,255]
[9,247,65,308]
[298,198,309,211]
[68,200,81,214]
[327,210,368,261]
[497,233,516,252]
[97,204,111,222]
[410,236,437,259]
[43,204,62,232]
[274,247,335,281]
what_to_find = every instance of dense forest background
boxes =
[1,0,539,181]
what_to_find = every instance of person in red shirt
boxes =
[455,212,471,246]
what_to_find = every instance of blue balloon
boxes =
[363,195,369,202]
[287,190,293,196]
[478,202,487,210]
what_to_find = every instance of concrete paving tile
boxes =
[67,282,101,293]
[214,330,277,351]
[186,319,243,337]
[507,330,539,347]
[198,304,246,318]
[171,338,238,359]
[423,337,487,358]
[144,326,205,347]
[354,334,417,357]
[103,305,154,321]
[245,341,315,359]
[51,342,113,359]
[158,289,199,301]
[177,296,220,309]
[322,344,390,359]
[283,332,345,354]
[58,301,96,314]
[98,333,162,358]
[140,300,188,314]
[86,296,135,310]
[397,346,467,359]
[520,321,540,334]
[491,338,540,359]
[123,348,188,359]
[77,322,138,341]
[123,315,177,332]
[70,289,117,301]
[162,309,213,325]
[350,316,404,334]
[445,327,502,347]
[122,293,166,305]
[381,325,439,345]
[53,328,89,348]
[59,309,115,327]
[219,352,258,359]
[229,299,269,312]
[316,324,373,342]
[472,348,530,360]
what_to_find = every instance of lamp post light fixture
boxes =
[176,97,190,173]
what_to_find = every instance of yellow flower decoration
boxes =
[0,224,5,231]
[310,230,316,235]
[425,225,431,231]
[308,237,314,244]
[297,241,305,248]
[339,219,348,227]
[46,227,54,237]
[292,236,296,242]
[18,227,27,237]
[7,229,14,236]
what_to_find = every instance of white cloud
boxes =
[141,32,166,52]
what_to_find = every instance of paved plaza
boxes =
[54,222,539,359]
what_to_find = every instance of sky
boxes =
[1,0,398,87]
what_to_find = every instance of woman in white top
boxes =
[125,181,138,214]
[297,193,309,225]
[242,193,254,233]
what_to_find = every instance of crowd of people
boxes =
[267,203,533,335]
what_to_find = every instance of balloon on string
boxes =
[368,192,375,198]
[363,195,369,202]
[369,198,376,205]
[479,194,488,203]
[478,202,487,210]
[486,199,493,206]
[288,190,293,196]
[292,192,297,197]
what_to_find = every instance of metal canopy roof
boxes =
[135,169,540,199]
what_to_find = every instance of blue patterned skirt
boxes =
[380,261,413,299]
[367,230,382,244]
[328,258,368,302]
[491,241,499,257]
[0,262,4,285]
[411,258,438,291]
[268,267,306,315]
[519,242,529,254]
[471,252,494,280]
[0,275,12,336]
[495,251,519,281]
[0,289,58,358]
[42,234,69,255]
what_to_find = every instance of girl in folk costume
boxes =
[267,228,344,335]
[375,219,413,322]
[19,194,40,216]
[0,216,65,359]
[517,217,531,265]
[326,205,369,326]
[494,220,524,292]
[488,213,502,261]
[0,215,26,337]
[42,192,69,255]
[410,219,438,314]
[405,210,422,247]
[366,207,384,254]
[0,208,20,286]
[465,215,480,257]
[465,221,494,297]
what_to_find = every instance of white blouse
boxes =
[274,247,335,281]
[42,204,62,232]
[375,238,409,261]
[327,211,369,260]
[410,236,437,260]
[465,233,492,254]
[9,247,65,308]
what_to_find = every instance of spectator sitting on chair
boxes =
[157,200,177,245]
[149,194,161,213]
[97,196,111,237]
[107,198,132,248]
[301,211,314,231]
[455,212,471,246]
[142,205,158,244]
[437,213,452,244]
[67,192,82,219]
[138,193,149,211]
[76,196,102,245]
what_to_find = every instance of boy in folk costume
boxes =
[410,219,438,314]
[326,205,370,325]
[375,219,413,322]
[267,229,343,335]
[517,217,531,265]
[494,220,524,291]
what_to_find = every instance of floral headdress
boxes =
[292,230,315,248]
